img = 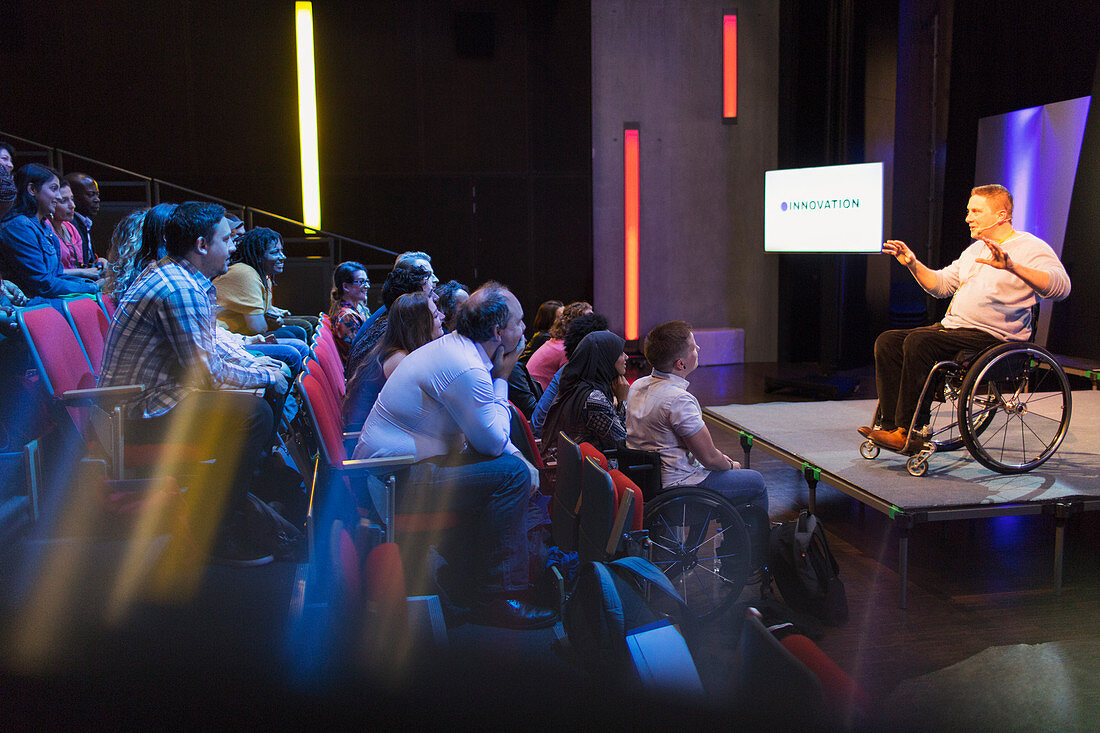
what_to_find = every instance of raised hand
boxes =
[883,239,915,265]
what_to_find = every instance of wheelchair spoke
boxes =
[648,538,683,557]
[689,521,729,555]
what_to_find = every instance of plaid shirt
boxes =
[99,256,275,419]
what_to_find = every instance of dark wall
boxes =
[1048,54,1100,360]
[1,0,593,318]
[776,0,871,366]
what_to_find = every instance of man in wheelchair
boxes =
[863,184,1071,453]
[625,321,770,562]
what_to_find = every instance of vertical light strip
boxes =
[295,1,321,229]
[723,12,738,123]
[624,126,640,341]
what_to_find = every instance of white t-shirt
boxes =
[928,231,1070,340]
[625,370,710,488]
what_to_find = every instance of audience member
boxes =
[0,161,15,220]
[0,141,15,174]
[49,179,102,280]
[0,164,98,298]
[329,261,370,363]
[625,321,769,562]
[353,282,554,629]
[393,249,439,290]
[540,330,629,463]
[433,279,469,333]
[63,172,106,268]
[98,201,288,566]
[342,291,443,432]
[507,354,543,421]
[344,262,434,378]
[226,213,245,242]
[102,208,153,305]
[518,299,562,364]
[215,227,308,358]
[531,311,610,437]
[351,250,439,345]
[525,300,592,389]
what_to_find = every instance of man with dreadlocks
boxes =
[214,227,309,360]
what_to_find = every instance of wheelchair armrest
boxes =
[61,384,145,408]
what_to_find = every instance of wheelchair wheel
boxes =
[643,488,750,620]
[958,342,1072,474]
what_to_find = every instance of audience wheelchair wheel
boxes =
[957,342,1072,474]
[643,488,751,621]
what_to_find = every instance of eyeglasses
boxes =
[351,279,370,286]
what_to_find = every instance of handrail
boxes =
[1,130,398,260]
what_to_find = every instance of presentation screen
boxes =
[764,161,884,253]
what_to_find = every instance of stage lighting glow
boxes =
[295,1,321,230]
[723,13,737,122]
[624,127,640,341]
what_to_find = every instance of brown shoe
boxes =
[868,427,908,451]
[857,426,874,439]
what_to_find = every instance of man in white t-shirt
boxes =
[866,184,1071,452]
[626,321,769,562]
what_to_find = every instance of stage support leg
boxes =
[801,464,820,514]
[739,431,753,469]
[1053,503,1071,596]
[897,517,913,610]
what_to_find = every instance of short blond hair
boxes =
[971,184,1013,222]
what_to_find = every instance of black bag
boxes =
[562,556,692,674]
[768,510,848,626]
[243,492,303,561]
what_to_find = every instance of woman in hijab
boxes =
[540,330,629,463]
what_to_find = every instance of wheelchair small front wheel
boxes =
[906,455,928,477]
[859,440,880,459]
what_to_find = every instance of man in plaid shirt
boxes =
[99,201,289,566]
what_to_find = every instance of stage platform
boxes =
[704,391,1100,607]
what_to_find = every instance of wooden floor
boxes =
[696,362,1100,701]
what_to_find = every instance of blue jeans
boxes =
[693,468,770,570]
[384,451,532,596]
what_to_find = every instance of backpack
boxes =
[768,510,848,626]
[562,556,695,676]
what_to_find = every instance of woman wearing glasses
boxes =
[329,261,371,363]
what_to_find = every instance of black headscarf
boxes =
[541,330,625,457]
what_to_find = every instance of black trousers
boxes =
[873,325,1000,431]
[126,390,274,536]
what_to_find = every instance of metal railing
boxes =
[0,130,397,274]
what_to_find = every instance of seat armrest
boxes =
[61,384,144,407]
[339,455,415,475]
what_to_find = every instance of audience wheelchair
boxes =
[859,338,1072,477]
[550,430,757,621]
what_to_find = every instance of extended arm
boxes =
[975,237,1071,299]
[883,240,940,292]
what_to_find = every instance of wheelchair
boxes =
[613,447,756,621]
[859,341,1072,477]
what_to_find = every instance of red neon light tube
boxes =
[723,14,737,121]
[624,127,640,341]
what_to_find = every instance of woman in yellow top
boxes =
[215,227,309,359]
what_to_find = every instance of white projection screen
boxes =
[764,162,884,253]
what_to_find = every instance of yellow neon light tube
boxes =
[295,2,321,230]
